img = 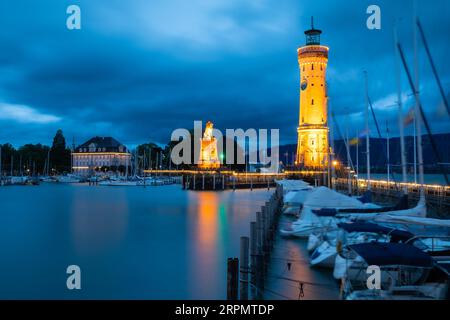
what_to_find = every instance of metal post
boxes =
[250,221,257,295]
[239,237,249,300]
[227,258,239,300]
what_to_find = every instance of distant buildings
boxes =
[72,136,131,175]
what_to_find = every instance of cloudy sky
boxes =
[0,0,449,148]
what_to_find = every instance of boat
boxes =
[334,242,434,294]
[280,186,376,238]
[310,221,414,269]
[282,188,312,216]
[339,195,427,221]
[56,174,83,183]
[344,256,450,300]
[98,179,139,186]
[9,176,28,185]
[40,176,56,182]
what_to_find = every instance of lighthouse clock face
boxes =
[301,78,308,91]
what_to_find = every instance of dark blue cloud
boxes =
[0,0,448,148]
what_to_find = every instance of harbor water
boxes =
[0,183,277,299]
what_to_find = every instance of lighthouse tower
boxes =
[296,18,329,168]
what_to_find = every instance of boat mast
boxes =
[413,0,425,196]
[364,71,371,191]
[346,123,351,195]
[386,122,390,185]
[356,130,359,178]
[394,22,408,193]
[0,145,2,182]
[329,108,336,190]
[413,116,417,184]
[413,0,418,186]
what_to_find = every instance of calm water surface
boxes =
[0,183,274,299]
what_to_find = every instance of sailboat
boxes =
[310,221,414,268]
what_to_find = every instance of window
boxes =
[302,66,305,72]
[311,99,314,105]
[320,64,323,71]
[311,64,314,70]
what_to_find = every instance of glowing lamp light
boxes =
[332,160,338,167]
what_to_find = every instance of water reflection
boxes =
[70,188,129,256]
[187,191,223,297]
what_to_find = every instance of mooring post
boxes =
[202,174,205,190]
[233,177,236,191]
[213,174,215,190]
[193,175,196,190]
[222,175,225,189]
[256,211,265,293]
[250,178,253,191]
[239,236,249,300]
[260,207,267,250]
[227,258,239,300]
[249,221,257,297]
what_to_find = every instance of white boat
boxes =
[345,283,449,300]
[280,187,369,238]
[10,176,28,185]
[341,195,427,221]
[40,176,56,182]
[57,174,82,183]
[333,242,433,287]
[276,179,311,195]
[282,188,312,216]
[310,221,413,269]
[310,240,339,268]
[344,259,450,300]
[98,180,139,186]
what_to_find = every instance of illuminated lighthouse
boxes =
[296,18,329,168]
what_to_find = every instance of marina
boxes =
[0,0,449,305]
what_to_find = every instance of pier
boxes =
[143,169,327,191]
[334,178,450,216]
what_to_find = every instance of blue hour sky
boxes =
[0,0,449,148]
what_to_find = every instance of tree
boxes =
[50,129,71,173]
[136,142,163,170]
